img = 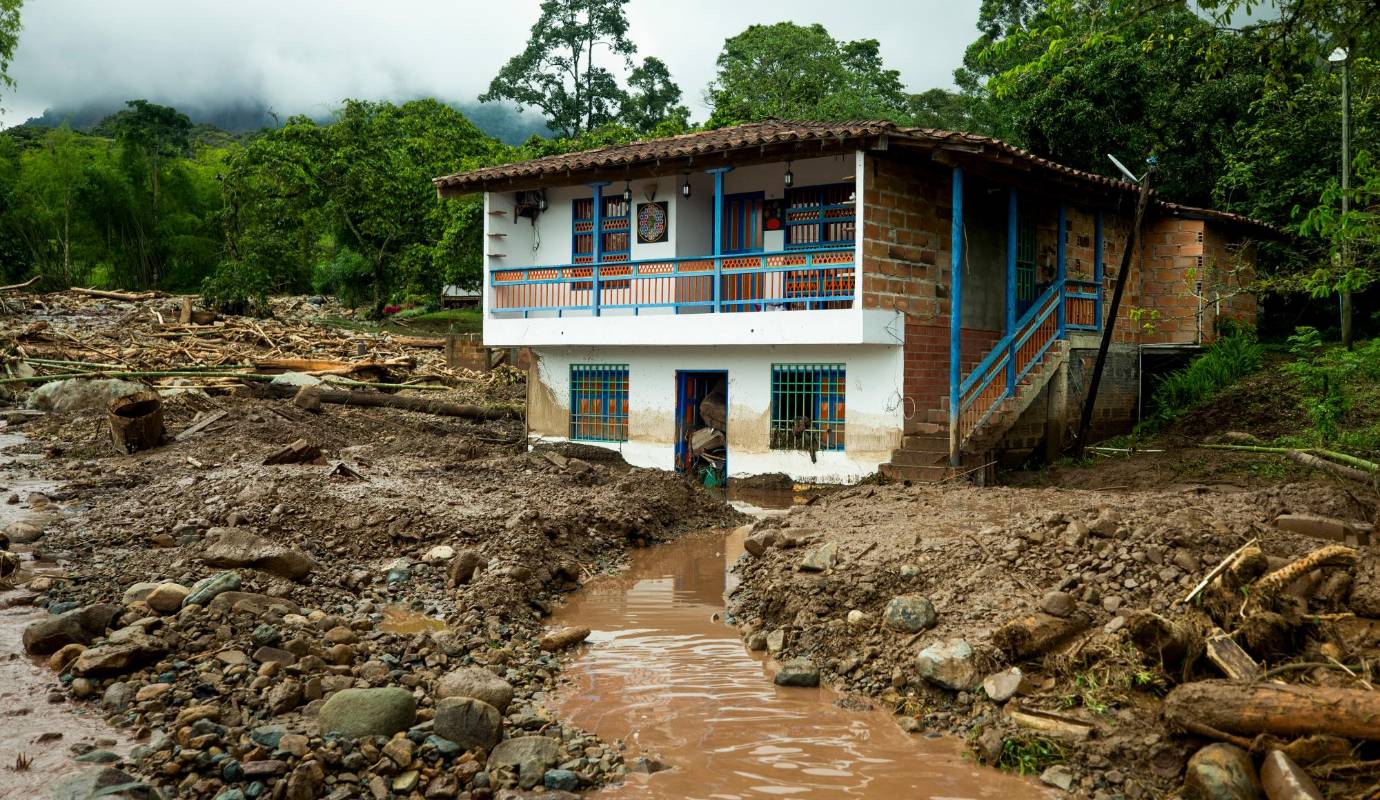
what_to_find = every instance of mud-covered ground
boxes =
[729,453,1380,799]
[0,294,741,800]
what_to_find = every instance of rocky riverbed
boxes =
[1,386,739,800]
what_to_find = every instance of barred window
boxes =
[570,364,629,442]
[769,364,845,452]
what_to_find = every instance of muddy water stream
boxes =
[0,433,133,797]
[551,523,1049,799]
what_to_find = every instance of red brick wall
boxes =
[903,323,1001,426]
[861,157,950,321]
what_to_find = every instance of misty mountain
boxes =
[19,97,551,145]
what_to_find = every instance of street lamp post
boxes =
[1330,47,1352,349]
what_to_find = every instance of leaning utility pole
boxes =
[1072,160,1156,459]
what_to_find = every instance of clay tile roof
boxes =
[434,119,1275,235]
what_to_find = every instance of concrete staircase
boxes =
[879,341,1069,483]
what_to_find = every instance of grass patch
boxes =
[996,734,1067,775]
[1137,333,1263,434]
[317,307,482,337]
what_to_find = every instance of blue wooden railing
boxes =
[955,275,1105,445]
[488,246,855,317]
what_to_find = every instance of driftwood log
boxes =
[265,383,520,420]
[108,392,165,453]
[992,611,1091,659]
[1165,680,1380,741]
[71,287,163,302]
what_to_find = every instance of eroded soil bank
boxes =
[549,524,1048,799]
[728,465,1380,799]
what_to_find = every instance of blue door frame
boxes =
[675,370,728,476]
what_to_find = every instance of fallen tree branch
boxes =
[1285,450,1375,484]
[0,276,40,292]
[69,287,165,302]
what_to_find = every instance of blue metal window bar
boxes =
[769,364,846,452]
[785,184,856,250]
[569,364,629,443]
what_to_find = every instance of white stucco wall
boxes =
[527,342,905,484]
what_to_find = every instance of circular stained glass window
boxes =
[637,202,668,243]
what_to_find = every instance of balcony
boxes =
[489,245,855,318]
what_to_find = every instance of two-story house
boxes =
[434,120,1268,484]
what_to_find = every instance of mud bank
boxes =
[2,390,740,799]
[729,478,1380,798]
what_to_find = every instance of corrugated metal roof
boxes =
[434,120,1274,234]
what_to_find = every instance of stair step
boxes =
[880,463,951,483]
[900,434,949,453]
[890,448,949,467]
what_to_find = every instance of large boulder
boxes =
[145,583,189,614]
[1184,743,1263,800]
[774,658,821,688]
[317,688,416,739]
[200,528,315,580]
[206,591,300,617]
[46,766,160,800]
[433,696,502,753]
[915,638,977,691]
[21,603,121,655]
[5,519,45,544]
[26,378,145,413]
[435,666,515,714]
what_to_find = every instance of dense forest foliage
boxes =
[0,0,1374,328]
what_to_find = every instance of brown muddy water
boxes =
[0,432,134,797]
[550,523,1050,799]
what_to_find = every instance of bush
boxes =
[1138,332,1263,432]
[312,248,376,309]
[201,260,271,317]
[1283,327,1380,445]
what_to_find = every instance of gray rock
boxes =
[433,696,502,752]
[183,571,242,607]
[70,634,167,677]
[977,727,1005,764]
[200,529,315,580]
[317,687,416,739]
[207,591,300,617]
[981,667,1022,703]
[102,681,135,711]
[1040,765,1075,791]
[1184,743,1263,800]
[882,595,937,633]
[446,550,482,587]
[765,629,786,656]
[121,582,162,605]
[1040,591,1077,618]
[915,638,977,691]
[22,604,121,655]
[435,666,515,714]
[27,378,145,413]
[46,766,159,800]
[488,735,560,772]
[798,542,838,572]
[774,658,821,687]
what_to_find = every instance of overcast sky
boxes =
[2,0,982,126]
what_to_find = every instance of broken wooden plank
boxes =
[174,410,228,442]
[1205,627,1261,681]
[1005,706,1093,740]
[992,611,1091,659]
[263,438,323,466]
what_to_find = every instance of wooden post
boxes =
[949,165,964,468]
[1073,167,1155,458]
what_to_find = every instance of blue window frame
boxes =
[769,363,845,452]
[785,184,856,249]
[570,364,629,442]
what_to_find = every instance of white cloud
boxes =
[3,0,980,126]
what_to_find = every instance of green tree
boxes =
[706,23,907,127]
[621,56,689,133]
[904,88,975,131]
[482,0,637,137]
[0,0,21,114]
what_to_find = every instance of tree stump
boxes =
[108,391,165,454]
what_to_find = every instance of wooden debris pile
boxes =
[0,291,522,400]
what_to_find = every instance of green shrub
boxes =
[1138,333,1263,433]
[1283,328,1380,445]
[312,248,376,309]
[200,260,271,317]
